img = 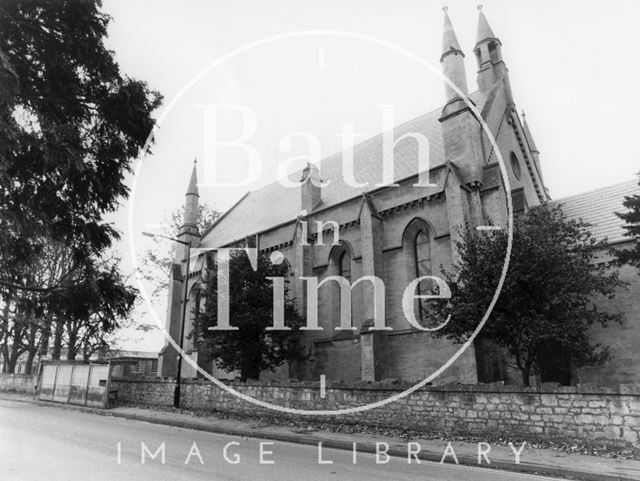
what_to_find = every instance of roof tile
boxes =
[202,91,486,247]
[550,179,640,244]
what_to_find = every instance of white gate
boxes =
[37,361,112,409]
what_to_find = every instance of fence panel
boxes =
[86,364,110,408]
[69,364,90,406]
[39,364,58,401]
[52,364,74,403]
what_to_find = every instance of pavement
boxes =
[1,392,639,481]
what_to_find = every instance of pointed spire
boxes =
[473,5,509,94]
[441,6,463,61]
[439,6,468,102]
[181,158,200,233]
[475,5,498,46]
[187,157,199,196]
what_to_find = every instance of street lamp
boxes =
[143,231,191,408]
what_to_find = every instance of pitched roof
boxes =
[549,179,640,244]
[202,91,487,248]
[107,350,158,359]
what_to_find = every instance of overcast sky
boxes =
[101,0,640,350]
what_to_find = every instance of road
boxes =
[0,398,561,481]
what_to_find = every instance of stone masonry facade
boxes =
[158,7,640,390]
[159,8,549,384]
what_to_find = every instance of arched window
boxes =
[488,41,499,62]
[339,251,351,282]
[414,229,432,323]
[510,152,522,180]
[326,245,354,331]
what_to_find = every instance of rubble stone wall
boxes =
[111,379,640,449]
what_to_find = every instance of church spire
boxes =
[473,5,511,102]
[440,7,468,103]
[186,158,199,197]
[174,158,201,262]
[441,7,463,59]
[475,5,497,45]
[181,158,199,234]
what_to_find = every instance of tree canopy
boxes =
[0,0,161,291]
[140,204,219,304]
[0,1,161,371]
[432,204,624,386]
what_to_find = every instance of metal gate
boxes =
[37,361,112,409]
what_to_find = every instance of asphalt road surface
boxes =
[0,398,562,481]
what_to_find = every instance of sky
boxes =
[101,0,640,350]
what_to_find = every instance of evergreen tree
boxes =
[0,0,162,293]
[0,1,160,369]
[615,176,640,271]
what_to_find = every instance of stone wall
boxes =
[112,378,640,449]
[0,373,36,394]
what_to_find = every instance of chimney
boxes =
[300,162,322,213]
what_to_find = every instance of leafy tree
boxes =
[1,240,75,371]
[52,255,137,360]
[0,244,137,372]
[140,204,219,304]
[432,204,624,386]
[0,0,161,293]
[615,176,640,271]
[196,251,304,381]
[127,204,219,347]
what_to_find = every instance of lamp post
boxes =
[143,232,191,408]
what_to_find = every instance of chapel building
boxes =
[158,8,640,387]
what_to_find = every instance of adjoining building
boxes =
[107,351,159,378]
[3,349,159,379]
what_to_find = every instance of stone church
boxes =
[158,8,640,386]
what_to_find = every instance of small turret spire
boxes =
[439,7,468,103]
[176,158,201,261]
[180,158,200,235]
[441,7,463,60]
[475,5,498,45]
[187,157,199,197]
[473,6,511,98]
